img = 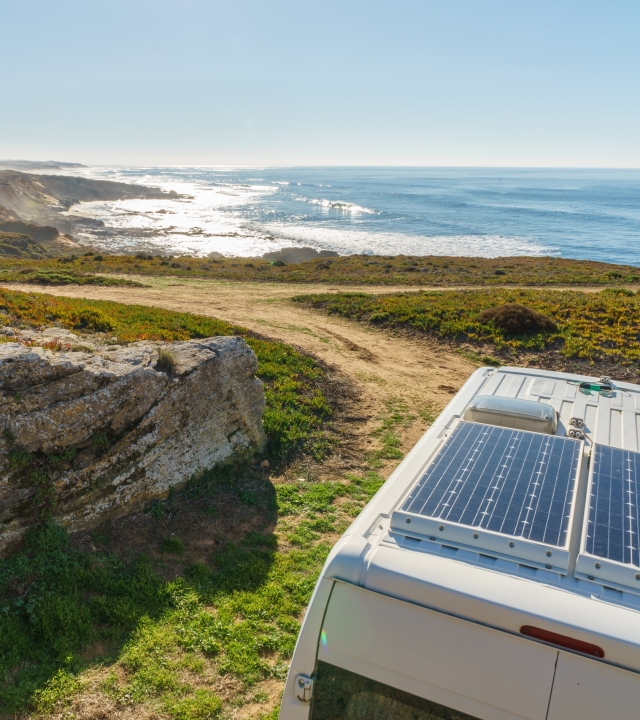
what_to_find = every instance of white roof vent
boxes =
[463,395,557,435]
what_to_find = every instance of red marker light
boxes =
[520,625,605,658]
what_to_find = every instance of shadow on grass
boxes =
[0,462,282,714]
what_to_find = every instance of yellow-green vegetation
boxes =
[0,252,144,285]
[366,398,435,469]
[293,288,640,366]
[0,463,386,717]
[1,251,640,286]
[0,417,402,717]
[0,232,55,260]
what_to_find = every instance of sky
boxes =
[2,0,639,167]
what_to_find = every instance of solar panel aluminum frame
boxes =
[576,443,640,593]
[390,421,585,573]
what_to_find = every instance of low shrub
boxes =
[70,307,115,333]
[2,252,639,286]
[477,303,557,335]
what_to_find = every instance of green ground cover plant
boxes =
[1,252,640,286]
[293,288,640,366]
[0,514,319,715]
[0,233,56,260]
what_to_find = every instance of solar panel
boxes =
[576,444,640,591]
[390,421,583,570]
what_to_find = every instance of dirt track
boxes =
[6,277,629,443]
[5,277,478,448]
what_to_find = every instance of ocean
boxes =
[67,167,640,265]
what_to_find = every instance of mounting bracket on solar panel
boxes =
[576,443,640,593]
[390,421,584,574]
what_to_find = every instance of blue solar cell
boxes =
[401,421,581,547]
[586,445,640,567]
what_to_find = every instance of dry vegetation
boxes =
[1,252,640,287]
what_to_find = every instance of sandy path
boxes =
[5,278,627,442]
[5,278,479,447]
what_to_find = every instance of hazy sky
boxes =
[2,1,639,167]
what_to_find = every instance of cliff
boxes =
[0,328,266,554]
[0,170,182,245]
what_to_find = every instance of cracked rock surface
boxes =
[0,330,265,554]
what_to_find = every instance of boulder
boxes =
[261,247,339,264]
[0,333,265,554]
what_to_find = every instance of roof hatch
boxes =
[463,395,557,435]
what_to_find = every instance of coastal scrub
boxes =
[2,252,640,286]
[292,288,640,366]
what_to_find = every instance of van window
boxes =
[311,661,480,720]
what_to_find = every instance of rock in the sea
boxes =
[0,335,265,554]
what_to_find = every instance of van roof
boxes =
[323,367,640,673]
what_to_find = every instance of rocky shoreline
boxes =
[0,168,183,258]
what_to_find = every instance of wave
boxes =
[259,223,554,259]
[59,166,595,262]
[300,197,377,214]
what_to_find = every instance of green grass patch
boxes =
[32,667,85,715]
[0,519,327,713]
[1,252,640,286]
[366,398,425,468]
[0,290,405,716]
[276,472,385,548]
[293,288,640,365]
[0,288,331,461]
[0,461,386,714]
[160,537,186,554]
[164,689,222,719]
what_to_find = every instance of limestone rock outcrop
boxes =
[0,332,265,554]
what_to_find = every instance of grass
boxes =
[156,348,178,376]
[160,537,186,555]
[0,466,386,716]
[293,287,640,366]
[0,288,331,462]
[1,252,640,286]
[0,518,317,714]
[366,398,433,469]
[0,290,420,717]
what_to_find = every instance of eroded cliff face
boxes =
[0,332,266,554]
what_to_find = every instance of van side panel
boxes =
[547,653,640,720]
[321,582,558,720]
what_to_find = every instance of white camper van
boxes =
[279,366,640,720]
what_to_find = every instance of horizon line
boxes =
[4,161,640,171]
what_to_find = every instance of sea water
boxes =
[68,167,640,265]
